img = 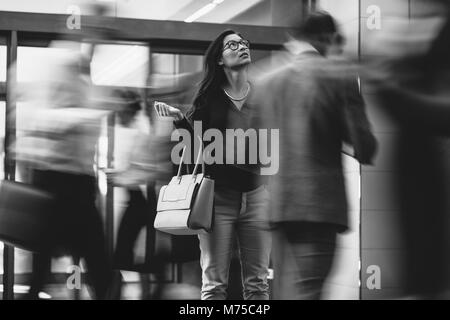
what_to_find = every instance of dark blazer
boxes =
[174,89,265,191]
[253,51,376,231]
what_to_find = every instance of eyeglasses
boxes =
[223,39,250,51]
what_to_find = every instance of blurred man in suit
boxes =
[253,11,376,299]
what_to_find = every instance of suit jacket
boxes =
[253,51,376,231]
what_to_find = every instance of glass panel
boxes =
[152,53,177,75]
[17,46,70,83]
[17,44,149,87]
[90,44,149,87]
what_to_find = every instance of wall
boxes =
[319,0,411,300]
[358,0,449,300]
[358,0,407,299]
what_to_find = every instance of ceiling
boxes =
[0,0,265,24]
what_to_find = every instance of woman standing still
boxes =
[155,30,271,300]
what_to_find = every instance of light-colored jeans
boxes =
[199,184,272,300]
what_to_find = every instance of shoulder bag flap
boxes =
[157,173,204,212]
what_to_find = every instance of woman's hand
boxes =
[154,101,184,121]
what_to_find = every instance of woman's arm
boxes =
[154,101,209,133]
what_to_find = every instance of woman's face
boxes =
[219,33,251,69]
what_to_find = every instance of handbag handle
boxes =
[176,136,205,178]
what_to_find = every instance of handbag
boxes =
[154,138,214,235]
[0,180,55,252]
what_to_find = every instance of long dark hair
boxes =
[188,29,239,118]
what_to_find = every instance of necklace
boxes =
[223,83,250,101]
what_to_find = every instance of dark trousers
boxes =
[29,169,112,300]
[277,222,338,300]
[114,184,157,272]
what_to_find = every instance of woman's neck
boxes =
[223,67,248,94]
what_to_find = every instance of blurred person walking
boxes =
[365,0,450,298]
[155,30,272,300]
[108,89,183,299]
[14,41,115,300]
[107,90,154,273]
[104,89,160,300]
[254,12,376,299]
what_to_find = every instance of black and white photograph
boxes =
[0,0,449,309]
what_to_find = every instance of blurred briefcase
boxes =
[0,180,55,252]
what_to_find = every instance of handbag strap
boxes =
[176,136,205,178]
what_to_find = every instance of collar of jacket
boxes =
[284,39,319,56]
